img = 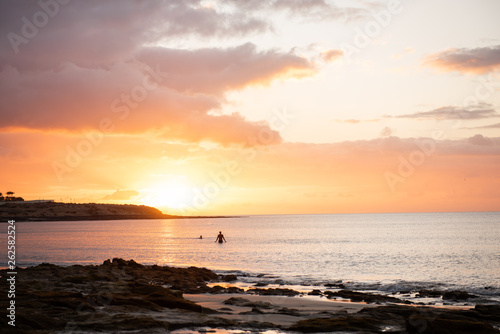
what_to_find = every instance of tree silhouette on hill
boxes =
[0,191,24,202]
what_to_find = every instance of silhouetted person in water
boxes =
[215,231,226,243]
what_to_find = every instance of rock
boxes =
[248,287,300,296]
[16,312,67,330]
[416,290,444,298]
[223,297,252,306]
[475,304,500,321]
[254,282,268,287]
[221,274,238,282]
[240,307,265,315]
[223,297,272,309]
[326,289,405,304]
[443,290,477,301]
[406,317,500,334]
[325,281,345,289]
[308,289,322,296]
[80,314,169,331]
[218,307,233,312]
[278,307,302,316]
[289,317,382,332]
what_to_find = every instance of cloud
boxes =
[468,134,494,146]
[424,45,500,74]
[379,127,394,137]
[221,0,368,22]
[136,43,316,95]
[476,122,500,129]
[103,190,139,200]
[0,0,269,70]
[394,104,499,121]
[321,49,344,63]
[331,118,381,123]
[0,2,322,146]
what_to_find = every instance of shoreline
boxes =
[1,259,499,333]
[0,201,235,222]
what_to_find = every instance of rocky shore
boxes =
[1,259,499,333]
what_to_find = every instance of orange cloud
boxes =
[136,43,316,95]
[2,131,499,214]
[424,45,500,74]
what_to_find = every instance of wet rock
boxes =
[221,274,238,282]
[195,285,244,294]
[254,282,268,287]
[475,304,500,321]
[223,297,272,309]
[289,317,382,332]
[326,289,406,304]
[80,314,169,331]
[406,317,500,334]
[218,307,233,312]
[16,312,66,331]
[278,307,303,316]
[416,289,444,298]
[443,290,477,301]
[248,287,300,296]
[325,281,345,289]
[240,307,265,315]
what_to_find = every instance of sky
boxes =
[1,0,499,215]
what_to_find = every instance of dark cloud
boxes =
[394,105,499,121]
[0,0,269,70]
[425,45,500,74]
[468,134,494,146]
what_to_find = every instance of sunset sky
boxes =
[1,0,499,215]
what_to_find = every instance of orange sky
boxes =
[1,0,499,215]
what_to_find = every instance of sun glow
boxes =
[141,180,194,212]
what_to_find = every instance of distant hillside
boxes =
[0,202,178,222]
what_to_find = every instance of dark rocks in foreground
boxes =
[324,289,409,304]
[290,304,500,333]
[0,258,222,332]
[1,259,499,333]
[417,289,479,301]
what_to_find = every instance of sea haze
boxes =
[2,212,499,303]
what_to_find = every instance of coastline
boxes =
[0,201,233,222]
[1,259,499,333]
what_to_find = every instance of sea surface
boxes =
[2,212,500,304]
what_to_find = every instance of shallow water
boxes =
[2,212,499,302]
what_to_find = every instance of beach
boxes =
[1,258,499,333]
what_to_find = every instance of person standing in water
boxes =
[215,231,226,243]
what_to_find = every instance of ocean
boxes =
[2,212,500,305]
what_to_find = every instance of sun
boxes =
[141,180,193,211]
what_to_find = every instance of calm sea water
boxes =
[2,212,499,302]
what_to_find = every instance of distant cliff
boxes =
[0,202,177,222]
